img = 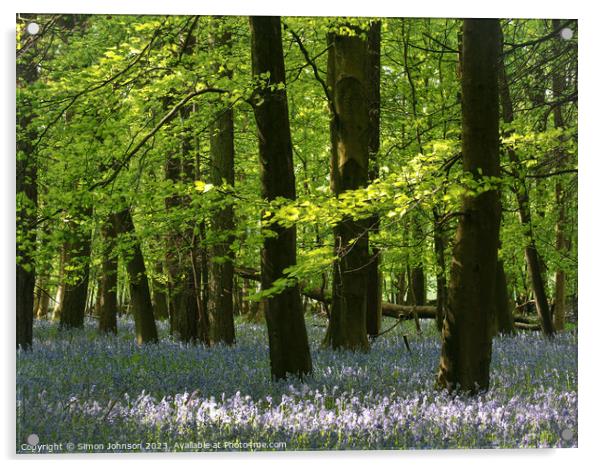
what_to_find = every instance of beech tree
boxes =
[98,219,118,334]
[437,19,502,393]
[208,18,236,345]
[16,15,39,349]
[323,24,371,352]
[113,206,159,344]
[249,16,313,379]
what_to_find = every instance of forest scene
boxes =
[16,14,577,451]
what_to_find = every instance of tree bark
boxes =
[396,271,407,305]
[324,25,371,352]
[16,24,39,349]
[250,16,312,379]
[410,262,427,306]
[196,221,211,346]
[151,261,169,321]
[113,207,158,344]
[498,23,555,337]
[494,260,514,335]
[60,210,92,329]
[34,275,50,319]
[437,19,501,394]
[208,20,236,345]
[52,247,66,320]
[98,219,118,334]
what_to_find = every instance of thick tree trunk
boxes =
[437,19,501,394]
[208,22,236,345]
[324,25,371,352]
[498,24,555,337]
[16,31,39,349]
[98,219,118,334]
[365,20,382,338]
[113,207,158,344]
[250,16,312,379]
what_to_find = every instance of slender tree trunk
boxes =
[164,118,200,341]
[52,247,66,320]
[433,213,447,331]
[396,271,406,305]
[164,162,198,342]
[365,20,382,338]
[98,219,118,334]
[197,221,211,345]
[494,259,514,335]
[498,23,555,336]
[16,29,39,349]
[241,278,251,315]
[34,275,50,319]
[324,24,371,352]
[250,16,312,379]
[113,207,158,344]
[208,20,236,345]
[437,19,501,394]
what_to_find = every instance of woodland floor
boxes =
[17,316,577,452]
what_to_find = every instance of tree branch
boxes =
[89,87,228,191]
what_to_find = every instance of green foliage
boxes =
[17,15,577,308]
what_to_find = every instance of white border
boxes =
[3,1,600,467]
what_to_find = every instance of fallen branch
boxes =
[234,267,543,329]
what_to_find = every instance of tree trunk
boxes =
[396,271,406,305]
[164,167,198,343]
[16,26,39,349]
[34,275,50,319]
[410,263,426,305]
[98,219,118,334]
[113,207,158,344]
[208,20,236,345]
[250,16,312,379]
[52,247,66,320]
[498,23,555,337]
[323,24,371,352]
[365,20,382,338]
[60,212,92,329]
[494,260,514,335]
[433,214,447,331]
[197,221,211,345]
[151,261,169,321]
[437,19,501,394]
